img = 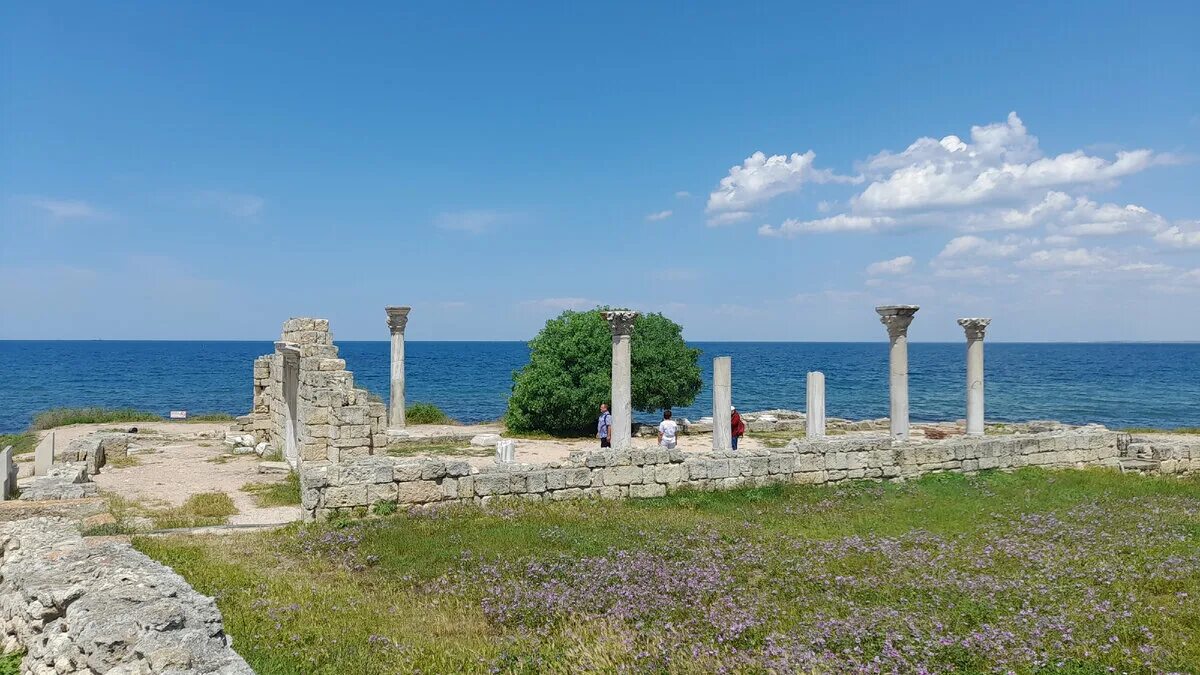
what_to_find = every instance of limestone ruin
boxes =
[238,318,388,468]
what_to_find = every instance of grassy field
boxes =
[136,469,1200,673]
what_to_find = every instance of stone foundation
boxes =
[239,318,388,468]
[299,426,1197,521]
[0,518,252,674]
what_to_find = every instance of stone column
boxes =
[603,310,639,450]
[385,306,411,430]
[34,431,54,477]
[712,356,732,451]
[958,318,991,436]
[876,305,919,440]
[806,371,826,438]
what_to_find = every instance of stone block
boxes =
[339,458,394,484]
[445,460,471,477]
[688,462,708,480]
[654,464,685,484]
[630,483,666,498]
[322,484,368,508]
[456,475,474,498]
[526,471,547,493]
[549,488,584,501]
[707,460,731,479]
[508,473,528,493]
[301,489,321,510]
[368,482,399,504]
[565,468,593,487]
[440,478,459,499]
[603,465,642,486]
[598,485,626,500]
[396,481,443,504]
[421,459,448,480]
[474,473,512,496]
[747,457,769,476]
[393,462,423,482]
[768,454,795,474]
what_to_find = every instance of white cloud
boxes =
[434,209,515,234]
[28,198,108,221]
[759,214,895,237]
[674,191,691,199]
[937,235,1020,259]
[1154,223,1200,249]
[1042,234,1079,247]
[706,150,859,222]
[1017,248,1109,270]
[866,256,914,276]
[197,190,265,220]
[853,113,1169,214]
[645,209,673,222]
[708,211,753,226]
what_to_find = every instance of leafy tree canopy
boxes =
[506,309,702,435]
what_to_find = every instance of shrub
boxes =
[406,402,453,425]
[30,407,161,431]
[506,309,701,436]
[183,412,237,422]
[0,432,38,455]
[372,500,397,516]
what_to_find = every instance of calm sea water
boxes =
[1,341,1197,433]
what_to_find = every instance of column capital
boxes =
[602,309,639,337]
[957,317,991,341]
[875,305,919,339]
[385,306,411,333]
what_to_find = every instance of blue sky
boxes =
[2,2,1198,342]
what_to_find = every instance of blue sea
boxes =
[1,341,1198,433]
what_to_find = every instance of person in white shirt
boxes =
[657,409,678,449]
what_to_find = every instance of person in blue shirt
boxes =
[597,403,612,448]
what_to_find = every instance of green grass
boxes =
[108,492,239,531]
[105,452,142,469]
[242,472,301,507]
[0,431,38,455]
[137,469,1200,673]
[406,402,455,425]
[30,407,163,431]
[0,650,22,675]
[183,412,237,422]
[386,442,492,457]
[1123,427,1200,434]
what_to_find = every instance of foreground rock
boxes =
[0,517,253,674]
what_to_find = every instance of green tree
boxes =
[506,309,701,435]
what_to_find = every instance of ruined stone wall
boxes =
[0,518,252,674]
[239,318,387,467]
[297,427,1195,521]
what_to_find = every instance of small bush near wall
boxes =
[407,402,454,425]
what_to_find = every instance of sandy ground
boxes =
[24,422,301,526]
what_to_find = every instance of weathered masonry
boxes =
[298,427,1200,521]
[238,318,388,468]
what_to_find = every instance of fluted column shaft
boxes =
[603,310,639,450]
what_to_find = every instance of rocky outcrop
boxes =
[0,518,253,674]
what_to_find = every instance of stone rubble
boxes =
[0,518,253,674]
[19,464,99,501]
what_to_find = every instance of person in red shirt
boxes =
[730,405,745,450]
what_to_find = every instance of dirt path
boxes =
[44,423,303,526]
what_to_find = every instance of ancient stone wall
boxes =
[297,427,1198,521]
[0,518,252,674]
[239,318,387,467]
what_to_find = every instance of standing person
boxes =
[657,409,678,450]
[597,403,612,448]
[731,405,745,450]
